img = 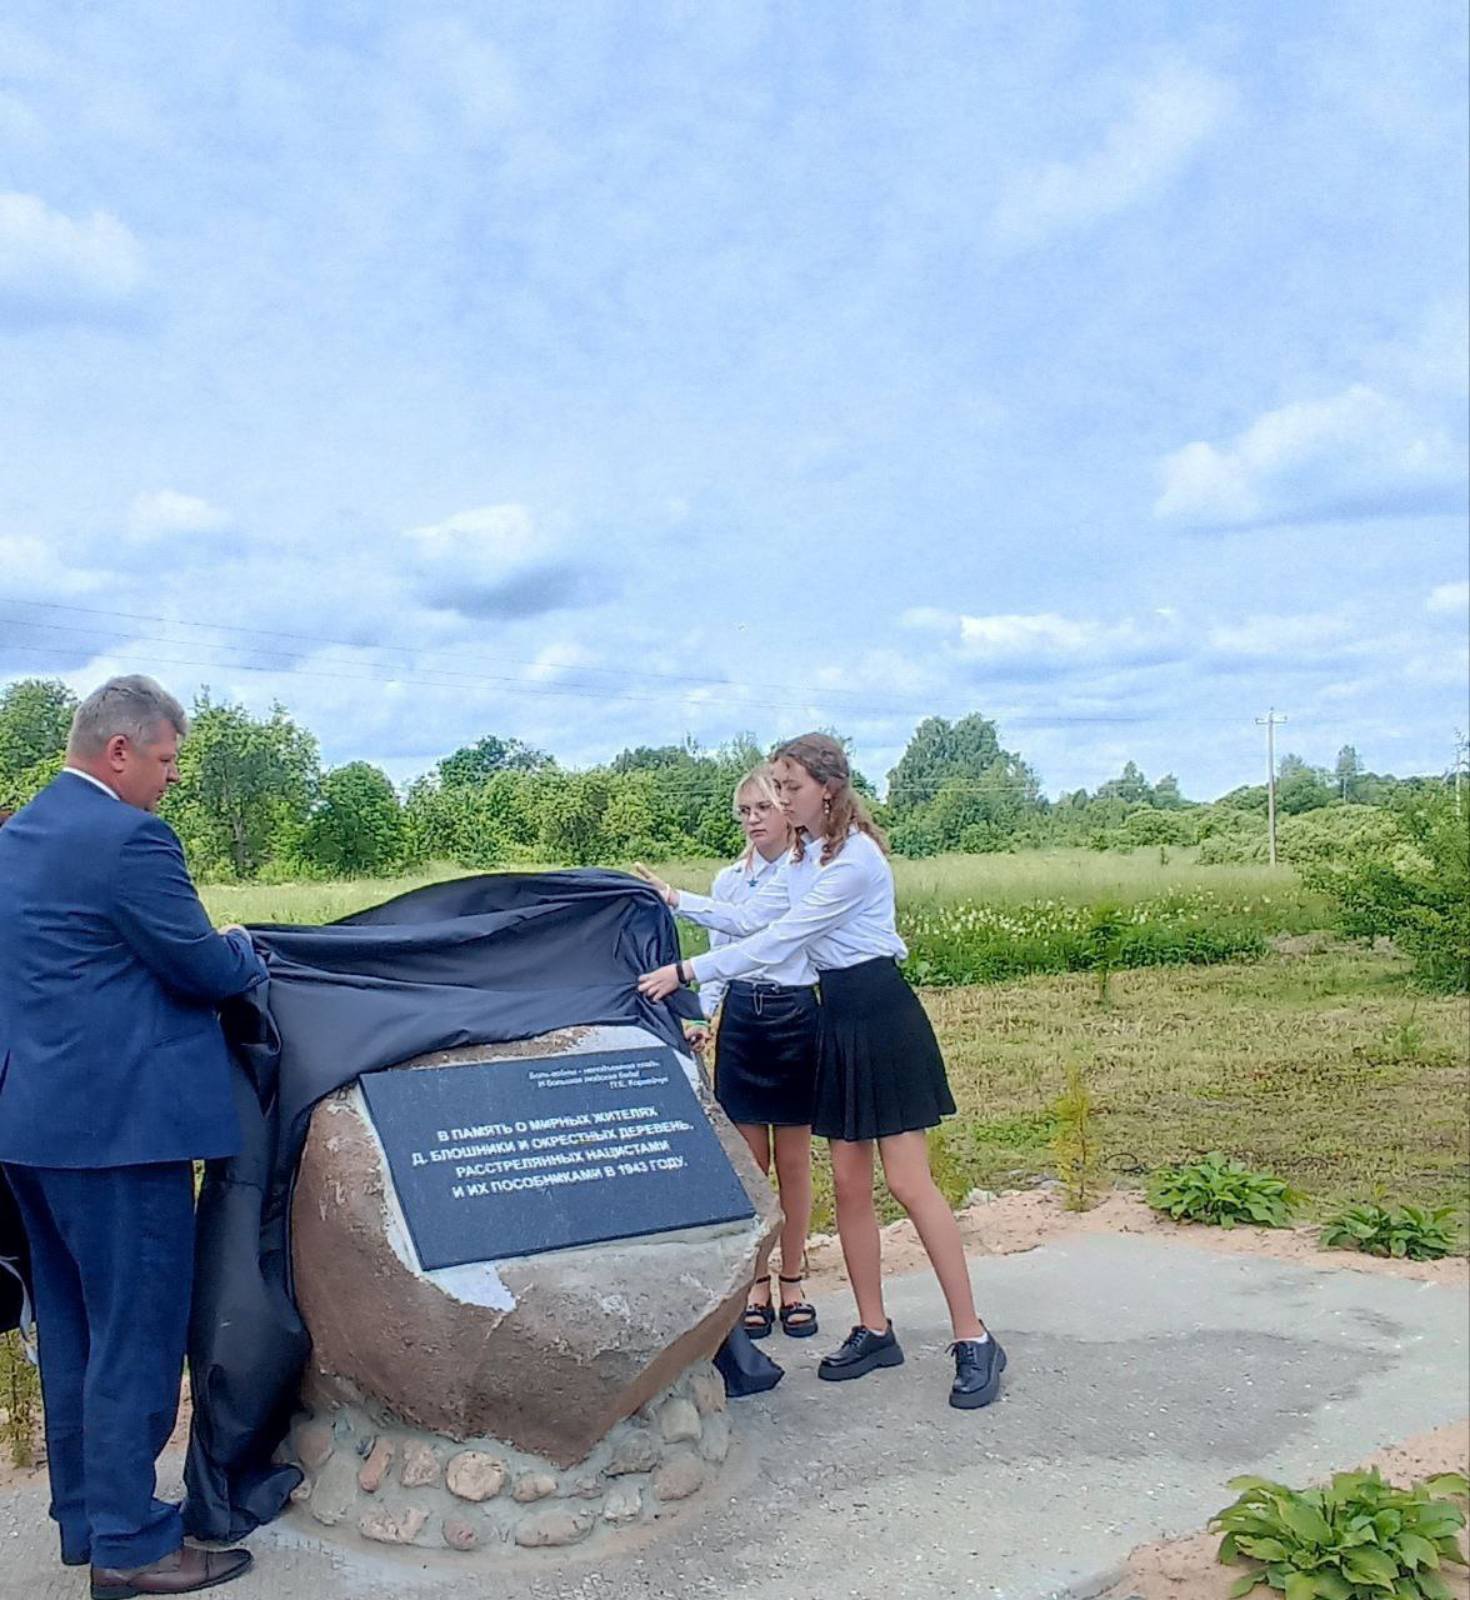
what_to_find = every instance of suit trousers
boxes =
[4,1162,195,1570]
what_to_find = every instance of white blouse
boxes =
[683,829,907,986]
[696,848,816,1018]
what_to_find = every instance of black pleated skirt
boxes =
[713,981,820,1127]
[812,956,956,1142]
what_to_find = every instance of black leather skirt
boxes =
[713,980,819,1127]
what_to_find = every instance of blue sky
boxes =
[2,1,1466,799]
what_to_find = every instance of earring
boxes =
[822,796,832,817]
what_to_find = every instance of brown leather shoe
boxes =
[90,1543,253,1599]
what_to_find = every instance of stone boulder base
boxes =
[291,1026,780,1467]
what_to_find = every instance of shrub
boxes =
[1147,1152,1301,1228]
[1298,787,1469,991]
[1211,1466,1469,1599]
[1198,806,1398,868]
[1120,806,1193,848]
[1320,1202,1459,1262]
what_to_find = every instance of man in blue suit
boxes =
[0,676,267,1598]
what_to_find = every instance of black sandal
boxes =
[743,1275,775,1340]
[777,1273,819,1339]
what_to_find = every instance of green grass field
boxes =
[197,851,1466,1238]
[201,847,1330,928]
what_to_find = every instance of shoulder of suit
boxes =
[38,774,146,839]
[123,809,186,852]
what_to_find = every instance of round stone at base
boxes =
[283,1359,735,1556]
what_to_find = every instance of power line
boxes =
[0,622,1167,728]
[1,594,863,701]
[0,594,1257,726]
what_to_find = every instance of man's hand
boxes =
[637,963,683,1001]
[633,864,679,908]
[683,1025,711,1055]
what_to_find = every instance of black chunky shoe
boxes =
[817,1321,905,1382]
[949,1335,1007,1409]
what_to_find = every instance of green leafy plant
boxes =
[1050,1062,1103,1212]
[1211,1466,1470,1598]
[1146,1152,1301,1228]
[1321,1201,1460,1261]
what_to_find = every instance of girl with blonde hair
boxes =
[690,764,819,1340]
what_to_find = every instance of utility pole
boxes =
[1455,730,1468,816]
[1255,709,1287,866]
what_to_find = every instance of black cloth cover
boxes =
[0,1168,29,1334]
[713,1325,785,1397]
[168,869,700,1543]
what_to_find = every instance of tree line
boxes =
[0,678,1446,883]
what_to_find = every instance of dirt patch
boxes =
[802,1187,1470,1296]
[1097,1419,1470,1600]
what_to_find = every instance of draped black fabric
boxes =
[0,1168,29,1334]
[181,869,699,1544]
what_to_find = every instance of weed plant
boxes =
[1147,1153,1302,1229]
[1211,1467,1469,1598]
[1321,1202,1460,1261]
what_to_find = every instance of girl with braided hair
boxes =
[638,733,1005,1410]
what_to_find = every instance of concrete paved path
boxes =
[3,1234,1466,1600]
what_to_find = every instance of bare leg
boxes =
[771,1125,813,1307]
[828,1138,886,1332]
[734,1122,774,1308]
[878,1131,985,1341]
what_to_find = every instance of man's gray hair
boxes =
[68,675,189,757]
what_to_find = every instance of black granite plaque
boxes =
[358,1046,755,1270]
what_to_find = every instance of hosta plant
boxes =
[1211,1467,1470,1599]
[1146,1152,1301,1228]
[1321,1202,1460,1262]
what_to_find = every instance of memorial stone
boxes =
[285,1024,781,1557]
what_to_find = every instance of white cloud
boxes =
[1206,611,1353,658]
[128,490,232,539]
[993,65,1233,249]
[908,607,1169,666]
[899,606,955,633]
[405,504,599,620]
[957,612,1096,657]
[407,503,538,568]
[0,191,144,311]
[1427,580,1469,616]
[0,533,106,597]
[1155,383,1464,526]
[526,640,595,681]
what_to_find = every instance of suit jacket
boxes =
[0,771,267,1168]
